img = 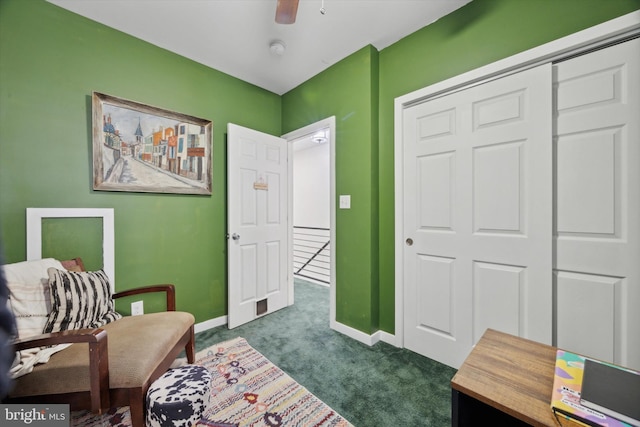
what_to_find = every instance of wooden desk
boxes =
[451,329,578,426]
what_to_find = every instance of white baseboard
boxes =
[194,316,227,334]
[379,330,398,347]
[331,320,399,348]
[195,316,400,350]
[331,320,377,345]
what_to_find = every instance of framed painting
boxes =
[92,92,212,195]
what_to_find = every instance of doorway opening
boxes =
[283,117,337,328]
[291,127,331,285]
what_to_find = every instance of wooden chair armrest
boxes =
[13,328,107,351]
[12,328,110,413]
[113,284,176,311]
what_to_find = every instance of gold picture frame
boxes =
[92,92,212,195]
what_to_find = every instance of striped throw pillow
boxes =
[43,268,122,333]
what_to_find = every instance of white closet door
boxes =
[403,64,552,368]
[554,38,640,370]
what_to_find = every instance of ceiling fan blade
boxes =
[275,0,299,24]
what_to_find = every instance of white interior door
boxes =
[227,123,289,329]
[402,64,552,368]
[554,38,640,370]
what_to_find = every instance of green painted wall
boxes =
[376,0,640,333]
[282,46,380,333]
[0,0,281,320]
[281,0,640,336]
[1,0,639,336]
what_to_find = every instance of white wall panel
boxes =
[293,141,330,228]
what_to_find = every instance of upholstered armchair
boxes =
[2,257,195,427]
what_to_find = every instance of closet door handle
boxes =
[406,238,413,246]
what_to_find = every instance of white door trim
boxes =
[282,116,337,328]
[393,11,640,348]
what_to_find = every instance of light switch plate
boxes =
[339,195,351,209]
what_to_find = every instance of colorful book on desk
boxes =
[550,349,634,427]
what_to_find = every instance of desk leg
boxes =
[451,389,460,427]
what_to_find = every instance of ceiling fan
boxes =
[275,0,299,24]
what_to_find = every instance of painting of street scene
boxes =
[92,92,212,195]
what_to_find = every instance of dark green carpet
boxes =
[194,279,457,426]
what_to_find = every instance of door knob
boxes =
[231,233,240,241]
[406,238,413,246]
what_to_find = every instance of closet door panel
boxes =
[403,64,552,368]
[554,38,640,370]
[556,271,618,362]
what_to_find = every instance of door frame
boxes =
[282,116,337,328]
[393,11,640,348]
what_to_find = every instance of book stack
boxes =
[550,349,640,427]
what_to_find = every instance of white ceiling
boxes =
[47,0,471,95]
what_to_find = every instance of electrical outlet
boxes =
[131,300,144,316]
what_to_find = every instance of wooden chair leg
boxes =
[128,389,146,427]
[88,332,110,413]
[186,325,195,363]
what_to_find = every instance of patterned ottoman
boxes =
[146,365,212,427]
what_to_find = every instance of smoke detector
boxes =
[269,40,286,56]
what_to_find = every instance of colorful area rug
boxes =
[71,337,353,427]
[72,407,131,427]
